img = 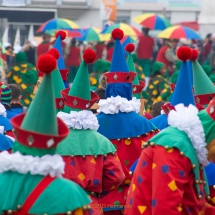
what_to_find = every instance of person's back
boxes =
[8,84,23,114]
[23,41,36,66]
[137,35,154,59]
[95,42,105,60]
[156,45,170,68]
[36,34,51,58]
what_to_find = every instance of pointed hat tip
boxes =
[56,30,66,40]
[125,43,135,53]
[37,54,56,74]
[177,46,192,61]
[112,28,124,40]
[47,48,60,60]
[83,48,96,64]
[189,49,198,61]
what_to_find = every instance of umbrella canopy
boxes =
[100,23,141,39]
[157,25,201,40]
[77,27,110,41]
[45,29,82,38]
[37,18,79,32]
[134,13,172,30]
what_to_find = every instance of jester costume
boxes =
[0,54,90,215]
[7,52,38,107]
[96,29,157,215]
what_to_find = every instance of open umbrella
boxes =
[134,13,172,30]
[37,18,79,32]
[77,27,110,41]
[100,23,141,39]
[157,25,201,40]
[45,29,83,38]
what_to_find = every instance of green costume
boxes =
[144,61,172,112]
[171,60,182,84]
[7,52,38,106]
[0,54,90,215]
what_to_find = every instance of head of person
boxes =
[152,61,166,77]
[141,27,150,36]
[8,84,22,103]
[0,85,12,106]
[151,100,166,117]
[86,42,93,49]
[170,39,178,49]
[6,45,13,54]
[15,52,27,64]
[42,33,51,43]
[71,38,76,46]
[206,33,212,42]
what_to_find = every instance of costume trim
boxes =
[0,151,65,177]
[168,104,209,166]
[98,96,140,114]
[0,103,6,117]
[57,110,99,130]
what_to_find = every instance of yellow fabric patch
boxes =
[30,94,34,99]
[90,77,97,85]
[141,74,145,79]
[141,140,146,147]
[153,80,159,85]
[125,179,131,184]
[152,90,158,95]
[78,173,85,181]
[24,99,30,105]
[21,84,27,89]
[21,64,27,68]
[211,197,215,204]
[125,139,131,145]
[111,185,116,190]
[156,96,162,102]
[152,163,156,169]
[13,75,18,80]
[21,69,27,74]
[132,183,136,192]
[149,85,154,89]
[162,89,167,93]
[15,78,22,84]
[198,211,203,215]
[13,66,20,71]
[138,206,147,214]
[168,180,177,191]
[74,208,84,215]
[90,158,96,164]
[167,148,174,153]
[7,72,11,77]
[116,155,120,162]
[178,204,182,212]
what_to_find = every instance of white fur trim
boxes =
[57,110,99,130]
[0,104,6,117]
[0,151,65,178]
[5,135,15,142]
[168,104,209,166]
[0,126,4,134]
[98,96,140,114]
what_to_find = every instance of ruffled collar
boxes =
[168,104,209,166]
[98,96,140,114]
[0,151,65,177]
[0,103,6,117]
[57,110,99,131]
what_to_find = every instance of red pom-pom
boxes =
[37,54,57,74]
[112,28,124,40]
[125,43,135,53]
[56,30,66,40]
[177,46,192,61]
[189,49,198,61]
[47,48,60,60]
[83,48,96,64]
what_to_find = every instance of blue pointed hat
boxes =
[103,28,136,100]
[187,60,194,86]
[170,46,195,107]
[53,31,69,87]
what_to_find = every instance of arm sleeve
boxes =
[152,148,189,215]
[102,153,125,191]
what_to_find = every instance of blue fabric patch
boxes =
[89,209,94,215]
[204,162,215,186]
[188,207,192,212]
[93,179,99,186]
[0,115,13,131]
[70,160,75,166]
[6,110,17,120]
[179,170,185,178]
[137,176,143,184]
[199,190,204,197]
[152,199,157,207]
[150,114,168,131]
[53,36,65,69]
[63,80,68,88]
[97,111,155,139]
[142,160,147,167]
[161,165,170,174]
[187,60,194,86]
[109,170,115,176]
[129,159,139,173]
[0,134,14,151]
[105,83,132,100]
[129,198,133,205]
[11,108,23,114]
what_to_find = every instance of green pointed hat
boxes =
[125,43,145,96]
[47,48,65,110]
[61,48,99,111]
[190,49,215,106]
[10,54,69,156]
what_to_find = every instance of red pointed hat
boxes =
[11,54,69,149]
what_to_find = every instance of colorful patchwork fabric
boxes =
[125,145,210,215]
[7,63,38,106]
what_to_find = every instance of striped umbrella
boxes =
[134,13,172,30]
[37,18,79,32]
[100,23,141,39]
[45,29,83,38]
[157,26,201,40]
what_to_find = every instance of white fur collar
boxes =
[0,103,6,117]
[98,96,140,114]
[168,104,209,166]
[0,151,65,177]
